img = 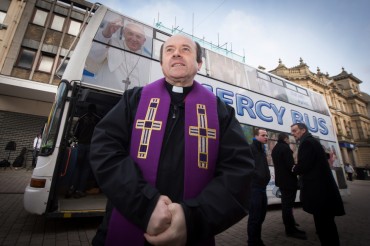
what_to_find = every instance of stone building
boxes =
[270,58,370,172]
[0,0,94,163]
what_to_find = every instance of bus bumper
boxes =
[23,185,49,215]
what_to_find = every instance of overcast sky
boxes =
[97,0,370,94]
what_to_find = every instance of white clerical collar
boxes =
[172,86,184,93]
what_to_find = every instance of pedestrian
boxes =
[344,163,355,181]
[90,34,255,245]
[247,128,271,246]
[291,123,345,246]
[32,133,42,168]
[271,132,306,239]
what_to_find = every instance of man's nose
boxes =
[172,48,181,57]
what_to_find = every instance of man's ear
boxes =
[197,61,203,71]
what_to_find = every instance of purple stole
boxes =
[106,78,219,245]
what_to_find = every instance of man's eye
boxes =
[182,47,190,52]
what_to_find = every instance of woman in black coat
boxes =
[291,123,345,246]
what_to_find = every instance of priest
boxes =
[90,34,255,245]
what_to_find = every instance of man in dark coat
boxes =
[247,128,271,246]
[66,104,101,198]
[271,133,306,239]
[90,34,255,245]
[291,123,345,246]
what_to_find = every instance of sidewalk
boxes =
[215,179,370,245]
[0,168,370,245]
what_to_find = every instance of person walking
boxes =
[344,163,355,181]
[291,123,345,246]
[271,132,306,240]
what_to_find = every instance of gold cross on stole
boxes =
[189,104,217,169]
[135,98,162,159]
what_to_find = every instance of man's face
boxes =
[123,24,146,52]
[256,130,268,144]
[291,125,306,141]
[161,35,202,87]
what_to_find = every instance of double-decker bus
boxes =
[24,4,349,217]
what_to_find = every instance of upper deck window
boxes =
[257,71,271,82]
[271,76,284,86]
[285,82,297,91]
[297,87,308,95]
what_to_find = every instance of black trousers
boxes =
[313,213,340,246]
[247,187,267,245]
[280,188,297,232]
[347,172,353,181]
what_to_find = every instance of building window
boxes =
[50,14,65,32]
[32,9,48,26]
[17,48,36,69]
[38,55,54,73]
[0,0,10,24]
[0,11,6,24]
[56,57,69,76]
[68,19,81,36]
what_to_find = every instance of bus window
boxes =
[297,87,308,95]
[285,82,297,91]
[40,81,69,155]
[257,71,271,82]
[271,76,284,86]
[152,38,163,61]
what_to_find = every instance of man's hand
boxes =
[146,195,172,236]
[144,203,187,246]
[102,19,123,38]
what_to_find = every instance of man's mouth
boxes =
[172,63,185,67]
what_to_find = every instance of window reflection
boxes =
[17,49,36,69]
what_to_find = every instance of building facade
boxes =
[270,58,370,172]
[0,0,94,163]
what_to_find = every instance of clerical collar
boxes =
[165,81,193,104]
[172,86,183,93]
[165,81,193,94]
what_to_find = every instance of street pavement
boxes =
[1,168,369,245]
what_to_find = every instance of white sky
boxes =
[97,0,370,94]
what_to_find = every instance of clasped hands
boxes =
[145,195,187,246]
